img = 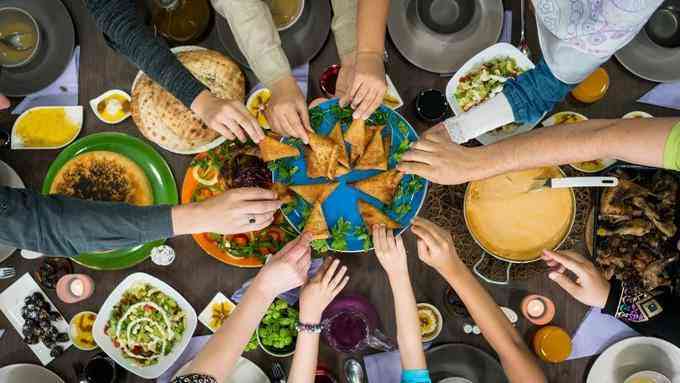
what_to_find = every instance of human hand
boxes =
[299,257,349,322]
[0,94,9,110]
[339,51,386,120]
[335,53,355,101]
[372,224,409,278]
[266,76,311,144]
[253,233,313,299]
[397,124,490,185]
[542,250,611,308]
[191,90,264,143]
[173,187,282,235]
[411,217,462,274]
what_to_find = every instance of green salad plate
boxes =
[42,132,178,270]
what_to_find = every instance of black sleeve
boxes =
[0,187,173,257]
[603,279,680,346]
[84,0,206,108]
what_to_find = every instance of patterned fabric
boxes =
[171,374,217,383]
[402,369,432,383]
[613,279,665,323]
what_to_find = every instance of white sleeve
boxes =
[444,94,515,144]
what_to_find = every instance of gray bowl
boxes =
[0,7,41,68]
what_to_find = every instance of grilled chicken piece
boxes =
[597,219,653,237]
[651,171,678,205]
[632,197,677,237]
[600,179,651,216]
[642,256,678,290]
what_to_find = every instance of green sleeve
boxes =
[663,122,680,170]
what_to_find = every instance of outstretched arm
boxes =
[412,218,546,383]
[372,226,428,372]
[399,117,680,186]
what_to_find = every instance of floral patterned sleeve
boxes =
[171,374,217,383]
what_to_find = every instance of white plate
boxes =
[10,106,83,150]
[89,89,131,125]
[622,111,654,119]
[445,43,536,145]
[0,364,65,383]
[0,274,72,365]
[0,160,24,262]
[587,337,680,383]
[198,292,235,333]
[131,46,227,155]
[92,272,197,379]
[542,111,616,173]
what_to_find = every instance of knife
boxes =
[528,176,619,192]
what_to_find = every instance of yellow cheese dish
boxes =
[15,108,79,147]
[464,167,574,261]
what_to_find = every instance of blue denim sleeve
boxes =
[401,369,432,383]
[502,58,574,124]
[0,186,173,256]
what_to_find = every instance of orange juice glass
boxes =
[532,325,572,363]
[571,68,610,103]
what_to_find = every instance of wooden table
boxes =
[1,1,677,382]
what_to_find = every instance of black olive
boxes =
[48,311,61,321]
[43,337,56,348]
[21,306,30,319]
[24,334,39,345]
[31,292,44,302]
[22,326,33,338]
[56,333,70,343]
[24,296,34,305]
[23,319,37,329]
[38,310,50,321]
[27,310,39,320]
[50,345,63,357]
[40,320,52,330]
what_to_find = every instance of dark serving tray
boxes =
[592,163,680,293]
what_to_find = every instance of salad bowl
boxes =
[445,43,536,145]
[93,273,197,379]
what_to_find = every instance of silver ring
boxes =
[249,215,256,224]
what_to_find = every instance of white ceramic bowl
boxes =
[257,328,295,358]
[445,43,536,145]
[624,371,671,383]
[92,273,197,379]
[89,89,131,125]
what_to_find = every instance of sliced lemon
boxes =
[247,88,271,129]
[192,165,219,186]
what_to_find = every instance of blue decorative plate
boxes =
[270,98,429,252]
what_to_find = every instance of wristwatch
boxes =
[295,322,324,334]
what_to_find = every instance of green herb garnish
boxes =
[392,202,411,219]
[330,104,354,125]
[310,106,326,128]
[366,110,389,126]
[392,138,412,162]
[268,161,299,184]
[258,299,299,351]
[311,239,330,253]
[330,217,352,250]
[354,225,373,251]
[397,120,409,136]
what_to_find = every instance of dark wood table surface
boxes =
[1,1,678,382]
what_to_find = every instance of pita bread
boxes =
[355,126,388,170]
[329,122,349,167]
[131,49,245,151]
[305,148,326,178]
[304,201,330,240]
[358,200,400,229]
[290,183,339,204]
[259,136,300,162]
[308,133,340,179]
[345,119,366,162]
[352,170,404,204]
[49,151,153,206]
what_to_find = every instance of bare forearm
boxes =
[481,118,677,177]
[183,280,274,382]
[388,274,427,370]
[288,332,320,383]
[439,262,545,383]
[356,0,389,54]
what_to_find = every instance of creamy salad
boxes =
[454,57,524,112]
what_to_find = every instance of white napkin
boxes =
[12,46,80,114]
[637,82,680,111]
[444,94,516,143]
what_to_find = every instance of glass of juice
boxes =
[532,325,572,363]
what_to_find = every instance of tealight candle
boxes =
[56,274,95,304]
[521,294,556,325]
[527,298,546,318]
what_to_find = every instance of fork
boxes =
[0,267,16,280]
[272,362,287,383]
[517,0,532,59]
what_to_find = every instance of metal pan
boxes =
[463,166,576,285]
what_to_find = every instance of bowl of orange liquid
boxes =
[571,68,610,104]
[532,325,572,363]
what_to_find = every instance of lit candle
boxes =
[527,298,546,318]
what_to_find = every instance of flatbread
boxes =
[355,126,388,170]
[49,151,153,206]
[329,122,349,167]
[352,170,404,204]
[290,183,339,204]
[308,133,339,179]
[345,119,366,162]
[304,201,330,240]
[259,136,300,162]
[358,200,400,229]
[131,49,245,151]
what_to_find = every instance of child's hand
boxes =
[299,258,349,322]
[411,217,462,274]
[372,224,409,278]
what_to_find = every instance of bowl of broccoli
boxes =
[256,299,299,358]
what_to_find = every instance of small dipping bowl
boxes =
[521,294,556,325]
[69,311,98,351]
[56,274,95,304]
[625,370,672,383]
[646,0,680,48]
[320,64,341,98]
[417,303,444,343]
[271,0,305,31]
[415,89,449,123]
[0,7,41,68]
[89,89,131,125]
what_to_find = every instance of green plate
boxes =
[42,132,178,270]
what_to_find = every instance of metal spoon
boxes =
[0,32,34,51]
[344,358,365,383]
[517,0,532,58]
